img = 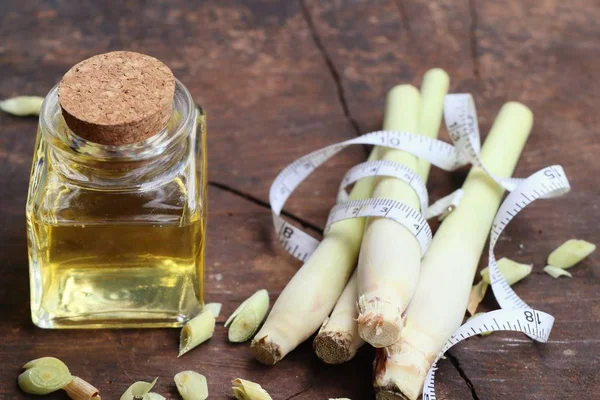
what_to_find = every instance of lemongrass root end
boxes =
[313,331,356,364]
[357,311,403,348]
[251,336,282,365]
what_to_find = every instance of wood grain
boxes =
[0,0,598,399]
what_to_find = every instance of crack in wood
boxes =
[208,181,323,235]
[284,383,315,400]
[468,0,481,78]
[393,0,414,42]
[299,0,366,148]
[447,351,480,400]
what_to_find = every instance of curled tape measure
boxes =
[423,165,569,399]
[268,94,570,398]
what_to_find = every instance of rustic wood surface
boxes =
[1,1,598,399]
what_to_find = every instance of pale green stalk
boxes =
[356,84,423,348]
[374,102,533,400]
[251,92,402,365]
[314,69,449,362]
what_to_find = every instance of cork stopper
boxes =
[58,51,176,146]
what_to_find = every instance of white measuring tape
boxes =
[422,165,569,399]
[268,93,570,399]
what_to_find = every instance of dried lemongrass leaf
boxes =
[233,387,246,400]
[120,378,158,400]
[226,289,269,343]
[467,313,492,336]
[544,265,573,279]
[18,357,73,395]
[480,257,532,285]
[548,239,596,269]
[0,96,44,116]
[204,302,222,318]
[145,394,165,400]
[178,310,215,357]
[174,371,208,400]
[232,378,273,400]
[64,376,101,400]
[467,280,488,316]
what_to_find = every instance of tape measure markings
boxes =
[422,164,570,399]
[267,93,571,400]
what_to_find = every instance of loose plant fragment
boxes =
[178,310,215,357]
[204,302,222,318]
[0,96,44,116]
[468,258,533,315]
[480,258,533,285]
[18,357,73,395]
[548,239,595,269]
[467,280,489,316]
[18,357,100,399]
[232,378,273,400]
[120,378,158,400]
[174,371,208,400]
[226,289,269,343]
[544,265,572,279]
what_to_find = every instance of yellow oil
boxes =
[27,82,207,329]
[27,126,206,328]
[28,218,204,329]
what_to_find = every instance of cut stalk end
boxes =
[373,342,431,400]
[313,331,355,364]
[358,315,401,348]
[357,298,404,348]
[64,377,100,400]
[251,336,282,365]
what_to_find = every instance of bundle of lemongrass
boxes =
[250,68,539,400]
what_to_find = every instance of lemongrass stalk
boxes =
[313,270,363,364]
[415,68,451,182]
[251,153,380,365]
[251,97,401,365]
[374,102,533,400]
[314,69,449,362]
[356,85,422,348]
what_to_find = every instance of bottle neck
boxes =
[40,80,199,191]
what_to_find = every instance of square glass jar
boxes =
[26,80,207,328]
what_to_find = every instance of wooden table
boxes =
[1,1,598,399]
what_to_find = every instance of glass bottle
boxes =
[26,69,207,328]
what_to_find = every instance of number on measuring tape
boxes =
[268,93,570,400]
[421,168,569,399]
